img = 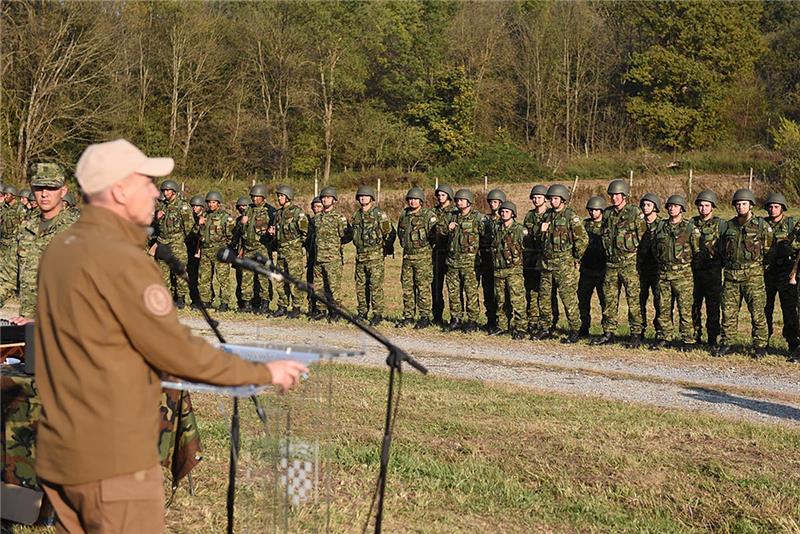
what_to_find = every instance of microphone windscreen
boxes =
[154,244,174,263]
[216,247,234,263]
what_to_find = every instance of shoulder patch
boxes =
[143,284,173,316]
[430,216,437,223]
[522,228,529,236]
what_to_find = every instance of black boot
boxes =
[562,331,580,344]
[395,318,414,328]
[626,334,643,348]
[511,330,526,340]
[591,333,614,345]
[272,307,287,318]
[535,328,554,340]
[444,319,461,332]
[714,344,734,357]
[259,303,271,315]
[174,297,186,310]
[413,318,431,330]
[190,302,203,311]
[310,310,326,321]
[486,324,503,336]
[677,341,695,352]
[750,347,767,359]
[217,303,229,312]
[286,307,301,319]
[238,302,253,313]
[369,314,383,326]
[461,321,478,333]
[649,339,667,350]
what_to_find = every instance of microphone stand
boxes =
[157,245,265,534]
[230,251,427,533]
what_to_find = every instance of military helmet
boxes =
[3,185,18,196]
[694,189,718,207]
[764,192,788,211]
[435,184,455,200]
[355,185,376,200]
[63,192,77,206]
[319,186,338,200]
[499,200,517,217]
[205,191,223,203]
[665,194,687,212]
[310,196,322,206]
[19,188,31,199]
[529,184,548,199]
[486,188,506,202]
[27,191,36,202]
[405,187,425,201]
[190,195,206,207]
[275,185,294,200]
[639,192,661,213]
[249,184,268,198]
[586,196,606,210]
[160,179,179,192]
[731,188,756,206]
[546,184,570,201]
[236,196,252,208]
[158,191,166,202]
[606,178,630,196]
[454,188,474,205]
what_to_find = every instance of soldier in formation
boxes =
[523,184,558,337]
[197,191,235,312]
[578,196,606,336]
[152,180,193,309]
[638,192,662,340]
[762,193,798,352]
[239,184,275,314]
[431,184,456,325]
[481,188,506,333]
[691,190,725,346]
[271,185,308,318]
[492,201,528,339]
[311,186,352,321]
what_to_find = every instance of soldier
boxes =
[186,195,206,307]
[153,179,193,309]
[716,189,773,357]
[523,184,558,337]
[26,190,38,217]
[270,185,309,318]
[12,163,78,320]
[239,184,275,314]
[441,188,484,333]
[481,188,506,333]
[351,185,395,325]
[649,195,701,351]
[432,184,456,325]
[62,191,81,218]
[492,201,528,339]
[231,196,252,311]
[18,188,31,210]
[396,187,438,329]
[0,186,25,305]
[593,179,647,346]
[311,186,352,321]
[197,191,235,312]
[691,190,726,347]
[306,197,324,317]
[762,193,798,352]
[578,196,607,336]
[535,184,588,343]
[638,192,662,340]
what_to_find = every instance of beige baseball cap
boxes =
[76,139,174,195]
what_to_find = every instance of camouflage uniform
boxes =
[638,217,662,337]
[717,215,773,348]
[523,208,557,332]
[432,204,456,323]
[600,204,647,336]
[443,209,484,324]
[352,206,394,319]
[155,195,194,302]
[398,206,437,321]
[199,209,236,308]
[763,215,798,348]
[480,213,501,328]
[691,215,725,344]
[313,208,352,313]
[539,207,588,333]
[0,200,25,304]
[493,220,528,334]
[274,202,309,313]
[240,202,275,310]
[578,218,606,334]
[652,219,701,344]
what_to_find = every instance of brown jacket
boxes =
[35,205,272,485]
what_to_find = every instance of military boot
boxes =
[258,302,271,315]
[395,318,414,328]
[461,321,478,333]
[649,339,668,350]
[369,314,383,326]
[286,307,301,319]
[174,297,186,310]
[217,304,230,312]
[444,319,461,332]
[311,310,327,321]
[626,334,644,349]
[562,331,581,344]
[272,307,287,318]
[713,344,734,357]
[238,302,253,313]
[677,341,695,353]
[413,318,431,330]
[511,330,526,340]
[486,324,503,336]
[535,328,555,340]
[190,302,204,311]
[750,347,767,360]
[591,332,615,345]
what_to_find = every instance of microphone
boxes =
[155,244,188,281]
[216,248,283,281]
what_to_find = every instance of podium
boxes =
[163,343,361,532]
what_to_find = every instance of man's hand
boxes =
[156,210,165,220]
[198,216,206,225]
[9,316,34,326]
[448,222,456,231]
[241,215,248,225]
[266,360,309,392]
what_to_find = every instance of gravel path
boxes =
[180,316,800,429]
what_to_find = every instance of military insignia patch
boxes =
[143,284,173,316]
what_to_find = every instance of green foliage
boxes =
[436,141,547,182]
[771,117,800,194]
[759,16,800,121]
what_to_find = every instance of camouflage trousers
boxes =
[158,240,190,300]
[524,268,558,332]
[0,242,18,306]
[692,266,722,344]
[446,261,480,322]
[432,248,448,323]
[495,267,527,333]
[602,260,643,336]
[198,246,232,306]
[313,260,344,312]
[656,267,694,343]
[480,250,498,327]
[355,256,385,316]
[241,247,272,305]
[401,253,432,320]
[275,248,306,311]
[539,261,581,332]
[764,269,798,348]
[578,269,605,334]
[639,270,662,338]
[720,265,768,348]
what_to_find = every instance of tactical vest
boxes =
[275,204,307,248]
[352,207,386,251]
[691,215,725,269]
[719,215,772,269]
[480,213,500,252]
[448,210,483,261]
[202,210,234,244]
[764,215,796,271]
[158,198,190,241]
[398,207,436,256]
[493,221,526,270]
[432,204,456,250]
[542,207,578,258]
[653,219,697,269]
[522,208,547,269]
[243,205,272,250]
[602,204,645,264]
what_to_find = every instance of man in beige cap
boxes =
[35,139,308,533]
